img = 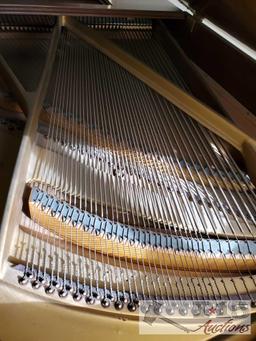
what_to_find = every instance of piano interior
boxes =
[0,3,255,339]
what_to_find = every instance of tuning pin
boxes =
[127,301,137,312]
[114,300,124,310]
[101,298,110,308]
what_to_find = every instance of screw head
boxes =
[101,298,110,308]
[114,300,124,310]
[73,292,82,301]
[165,305,175,315]
[191,304,201,316]
[127,301,137,312]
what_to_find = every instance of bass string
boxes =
[93,47,129,301]
[59,31,74,294]
[79,31,151,300]
[25,31,65,282]
[85,36,104,299]
[115,64,191,300]
[95,47,141,301]
[152,40,254,298]
[109,28,225,300]
[25,24,255,302]
[124,29,216,300]
[210,131,256,230]
[126,28,252,298]
[153,33,255,243]
[90,42,116,300]
[39,35,64,286]
[159,37,256,236]
[79,40,89,297]
[112,30,192,300]
[189,119,255,299]
[159,43,256,298]
[44,31,70,287]
[54,31,73,288]
[103,49,143,302]
[114,60,169,300]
